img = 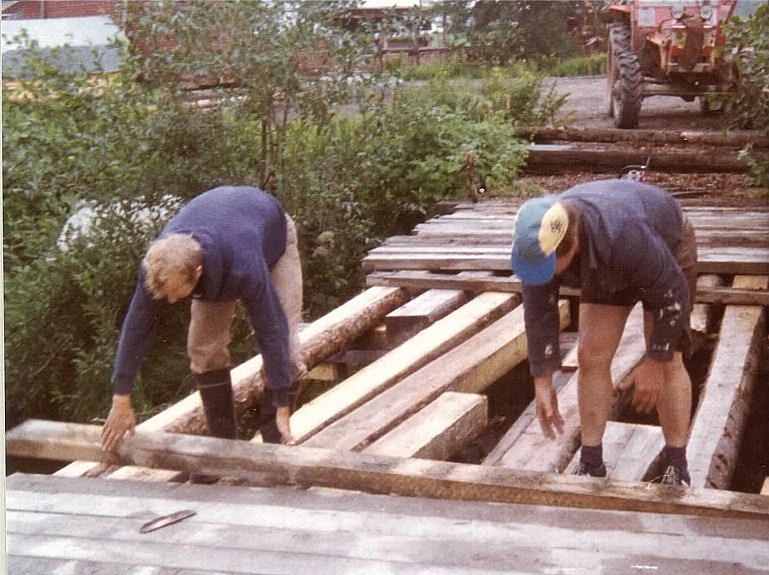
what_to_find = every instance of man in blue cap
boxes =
[511,179,698,486]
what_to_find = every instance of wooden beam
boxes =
[691,274,726,335]
[364,392,487,460]
[521,146,748,175]
[8,420,769,520]
[302,301,568,452]
[260,292,517,444]
[385,288,468,346]
[488,304,646,472]
[687,275,768,490]
[513,126,769,148]
[367,271,769,306]
[305,362,341,381]
[563,422,665,482]
[55,286,410,479]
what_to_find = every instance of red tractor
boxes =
[606,0,742,128]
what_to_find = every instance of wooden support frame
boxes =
[302,301,568,452]
[687,275,769,490]
[364,392,488,460]
[8,420,769,520]
[563,422,665,482]
[56,286,410,479]
[486,304,646,471]
[367,271,769,305]
[257,291,518,445]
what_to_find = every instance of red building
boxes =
[2,0,120,20]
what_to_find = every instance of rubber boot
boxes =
[196,368,238,440]
[257,386,281,444]
[191,368,238,484]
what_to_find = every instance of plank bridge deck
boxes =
[7,198,769,572]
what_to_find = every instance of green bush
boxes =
[724,2,769,193]
[3,9,562,429]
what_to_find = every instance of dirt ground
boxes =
[530,75,769,208]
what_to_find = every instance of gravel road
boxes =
[546,75,731,132]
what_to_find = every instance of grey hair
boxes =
[142,234,202,298]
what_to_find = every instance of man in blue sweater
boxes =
[101,186,305,459]
[511,179,697,486]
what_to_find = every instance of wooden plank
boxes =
[367,270,769,306]
[489,304,646,473]
[561,338,580,371]
[691,274,726,335]
[7,421,769,519]
[385,288,468,346]
[364,392,487,460]
[687,275,769,490]
[5,489,768,575]
[302,301,568,452]
[56,286,410,479]
[305,362,341,381]
[7,473,769,574]
[362,249,769,276]
[260,292,517,444]
[563,422,665,482]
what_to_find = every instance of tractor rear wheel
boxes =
[607,24,642,129]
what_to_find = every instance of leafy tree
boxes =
[724,1,769,192]
[438,0,604,66]
[3,1,562,430]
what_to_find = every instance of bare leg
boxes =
[643,311,692,447]
[270,214,305,378]
[577,303,632,446]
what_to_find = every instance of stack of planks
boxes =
[45,199,769,497]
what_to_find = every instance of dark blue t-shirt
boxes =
[521,179,691,376]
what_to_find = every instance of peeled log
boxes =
[515,126,769,148]
[523,146,747,175]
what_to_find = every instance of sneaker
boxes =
[575,462,607,478]
[660,465,690,487]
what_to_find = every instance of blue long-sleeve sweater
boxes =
[113,186,292,405]
[520,179,692,377]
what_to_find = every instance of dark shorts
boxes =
[581,215,698,352]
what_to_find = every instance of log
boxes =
[514,126,769,148]
[563,422,665,482]
[364,392,488,460]
[55,286,410,479]
[8,420,769,520]
[522,146,748,175]
[687,275,768,490]
[303,301,569,452]
[253,291,518,444]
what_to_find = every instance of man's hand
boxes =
[533,375,564,439]
[101,394,136,451]
[623,357,666,414]
[276,405,295,445]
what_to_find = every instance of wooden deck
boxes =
[7,472,769,574]
[6,198,769,571]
